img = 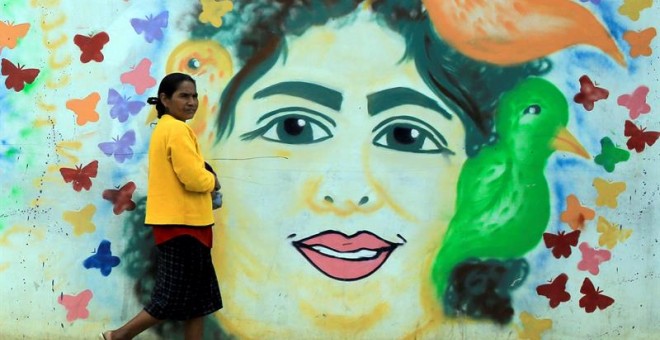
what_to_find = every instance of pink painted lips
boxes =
[293,230,400,281]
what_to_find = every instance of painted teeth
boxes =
[311,245,378,259]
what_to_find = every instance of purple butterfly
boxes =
[98,130,135,163]
[107,88,145,122]
[130,11,168,43]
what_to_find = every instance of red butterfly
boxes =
[102,181,137,215]
[573,75,609,111]
[73,32,109,63]
[59,160,98,192]
[543,230,581,258]
[579,277,615,313]
[1,58,40,92]
[624,120,660,153]
[536,273,571,308]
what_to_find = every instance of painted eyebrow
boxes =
[367,87,452,119]
[253,81,343,111]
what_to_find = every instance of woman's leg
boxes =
[103,310,160,340]
[183,317,205,340]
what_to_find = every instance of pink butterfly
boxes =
[57,289,93,322]
[617,86,651,119]
[577,242,611,275]
[119,58,155,95]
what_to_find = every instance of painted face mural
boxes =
[0,1,658,339]
[211,15,468,337]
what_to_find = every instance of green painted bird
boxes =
[431,77,590,298]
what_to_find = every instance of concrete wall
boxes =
[1,0,658,339]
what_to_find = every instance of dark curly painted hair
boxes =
[190,0,551,156]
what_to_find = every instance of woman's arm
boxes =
[167,127,216,193]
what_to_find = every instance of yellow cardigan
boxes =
[145,114,216,226]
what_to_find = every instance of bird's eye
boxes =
[523,104,541,115]
[187,58,201,70]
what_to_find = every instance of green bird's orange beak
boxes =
[552,127,591,159]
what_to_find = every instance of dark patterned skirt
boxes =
[144,235,223,320]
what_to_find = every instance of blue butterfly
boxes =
[83,240,121,277]
[98,130,135,163]
[130,10,169,43]
[107,88,145,122]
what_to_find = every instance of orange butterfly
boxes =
[65,92,100,125]
[623,27,656,58]
[560,194,595,230]
[0,21,30,51]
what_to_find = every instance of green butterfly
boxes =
[594,137,630,172]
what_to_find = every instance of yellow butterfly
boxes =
[618,0,653,21]
[0,21,30,51]
[198,0,234,28]
[593,178,626,208]
[516,311,552,340]
[597,216,632,249]
[62,204,96,236]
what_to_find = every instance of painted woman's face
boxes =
[211,15,467,338]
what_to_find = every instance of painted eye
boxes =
[523,104,541,115]
[241,107,335,144]
[260,115,331,144]
[187,58,201,70]
[373,122,451,154]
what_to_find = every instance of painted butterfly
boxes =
[577,242,611,275]
[617,86,651,119]
[624,120,659,153]
[107,89,146,122]
[536,273,571,308]
[102,181,137,215]
[0,21,30,51]
[560,194,595,230]
[62,204,96,236]
[58,289,93,322]
[593,177,626,209]
[130,10,168,43]
[98,130,136,163]
[83,240,121,276]
[594,137,630,173]
[59,160,98,192]
[579,277,614,313]
[619,0,653,20]
[73,32,109,63]
[543,230,581,258]
[596,216,632,249]
[120,58,156,95]
[1,58,40,92]
[65,92,101,125]
[573,75,609,111]
[623,27,656,58]
[516,312,552,340]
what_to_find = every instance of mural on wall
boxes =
[0,0,658,339]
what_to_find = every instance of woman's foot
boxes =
[100,331,112,340]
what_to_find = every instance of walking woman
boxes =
[102,73,222,340]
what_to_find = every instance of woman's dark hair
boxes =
[147,72,196,118]
[190,0,551,156]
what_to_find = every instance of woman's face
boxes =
[211,16,467,338]
[161,80,198,121]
